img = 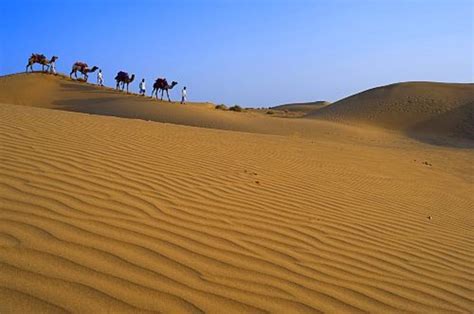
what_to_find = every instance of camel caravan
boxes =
[25,53,182,102]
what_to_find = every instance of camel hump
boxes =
[32,53,45,60]
[75,62,88,68]
[115,71,129,80]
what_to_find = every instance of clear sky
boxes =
[0,0,472,107]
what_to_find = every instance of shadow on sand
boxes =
[54,79,474,149]
[406,102,474,148]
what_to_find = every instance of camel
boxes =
[26,54,58,72]
[151,78,178,101]
[115,71,135,93]
[70,62,99,81]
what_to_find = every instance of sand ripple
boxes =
[0,104,473,313]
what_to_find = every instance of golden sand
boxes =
[0,74,473,312]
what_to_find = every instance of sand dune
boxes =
[0,73,473,312]
[0,73,402,144]
[1,101,473,312]
[0,73,341,138]
[2,74,473,144]
[307,82,474,139]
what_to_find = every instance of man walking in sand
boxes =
[181,86,187,104]
[139,79,146,96]
[48,58,57,75]
[97,69,104,86]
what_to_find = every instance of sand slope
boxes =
[2,74,473,145]
[271,101,331,113]
[0,73,405,144]
[0,73,328,138]
[1,102,473,313]
[307,82,474,139]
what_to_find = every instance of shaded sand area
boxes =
[0,73,473,312]
[307,82,474,145]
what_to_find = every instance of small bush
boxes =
[229,105,243,112]
[215,104,228,110]
[266,110,275,115]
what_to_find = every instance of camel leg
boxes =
[26,63,30,72]
[116,81,119,90]
[161,89,164,101]
[166,89,171,102]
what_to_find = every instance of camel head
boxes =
[51,56,58,62]
[90,66,99,73]
[170,81,178,89]
[130,74,135,82]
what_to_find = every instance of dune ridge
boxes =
[2,74,473,147]
[307,82,474,139]
[1,102,473,312]
[0,73,340,138]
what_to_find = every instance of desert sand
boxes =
[307,82,474,141]
[272,101,331,113]
[0,73,473,313]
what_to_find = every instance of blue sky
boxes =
[0,0,472,107]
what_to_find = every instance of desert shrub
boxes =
[215,104,228,110]
[229,105,243,112]
[266,110,275,115]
